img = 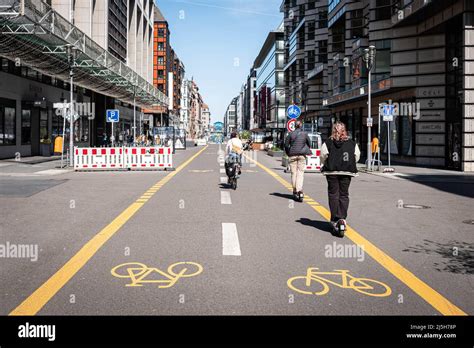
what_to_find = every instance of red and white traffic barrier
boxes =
[305,149,321,172]
[74,147,124,170]
[125,147,173,170]
[74,146,173,171]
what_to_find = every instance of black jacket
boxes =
[321,138,358,174]
[285,129,311,157]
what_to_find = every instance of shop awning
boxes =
[0,0,168,109]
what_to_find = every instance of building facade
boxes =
[322,0,474,171]
[253,24,286,140]
[274,0,474,171]
[281,0,330,136]
[0,0,160,159]
[224,97,238,135]
[242,69,257,131]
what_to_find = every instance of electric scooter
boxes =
[225,154,241,190]
[333,219,346,238]
[293,191,304,202]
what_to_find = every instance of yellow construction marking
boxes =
[10,146,209,316]
[244,153,467,316]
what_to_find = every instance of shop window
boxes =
[40,109,48,141]
[21,109,31,145]
[0,100,16,145]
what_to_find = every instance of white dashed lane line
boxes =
[220,191,232,205]
[222,223,241,256]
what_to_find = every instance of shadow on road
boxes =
[269,192,295,200]
[295,218,338,237]
[402,239,474,274]
[400,175,474,199]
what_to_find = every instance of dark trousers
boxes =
[326,175,352,222]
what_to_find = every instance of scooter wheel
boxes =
[336,222,345,238]
[232,179,237,190]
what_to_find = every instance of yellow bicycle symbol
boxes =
[287,268,392,297]
[111,262,203,288]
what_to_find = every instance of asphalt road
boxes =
[0,144,472,315]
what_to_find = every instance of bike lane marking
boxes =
[9,146,209,316]
[222,223,241,256]
[244,153,467,316]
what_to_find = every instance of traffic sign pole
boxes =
[378,108,381,169]
[69,70,74,166]
[367,69,372,171]
[387,118,391,169]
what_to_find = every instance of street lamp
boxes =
[363,45,376,171]
[66,44,79,167]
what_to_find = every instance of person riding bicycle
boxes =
[225,132,243,181]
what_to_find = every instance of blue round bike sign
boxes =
[287,105,301,119]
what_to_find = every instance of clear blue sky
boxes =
[156,0,283,124]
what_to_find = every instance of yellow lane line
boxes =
[10,146,209,316]
[244,154,467,316]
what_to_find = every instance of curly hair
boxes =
[331,121,349,141]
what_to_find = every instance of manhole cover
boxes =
[403,204,431,209]
[462,219,474,225]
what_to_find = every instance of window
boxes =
[158,28,165,37]
[40,109,48,141]
[157,56,164,65]
[350,9,364,39]
[307,50,315,71]
[158,70,164,78]
[158,42,164,51]
[316,40,328,63]
[307,21,315,41]
[0,99,16,145]
[21,109,31,145]
[375,0,393,20]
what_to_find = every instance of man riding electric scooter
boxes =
[225,132,243,190]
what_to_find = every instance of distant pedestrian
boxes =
[320,121,360,235]
[285,120,312,202]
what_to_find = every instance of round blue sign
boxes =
[287,105,301,119]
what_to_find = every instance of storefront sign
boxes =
[416,122,445,133]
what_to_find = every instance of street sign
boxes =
[287,119,296,132]
[367,117,373,127]
[106,109,120,123]
[382,104,394,122]
[287,105,301,119]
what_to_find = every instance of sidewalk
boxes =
[0,157,72,177]
[357,163,474,182]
